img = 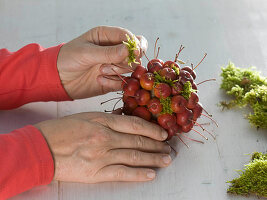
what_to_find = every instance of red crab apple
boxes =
[171,95,187,113]
[132,106,151,121]
[157,113,176,130]
[135,89,151,106]
[147,61,163,73]
[140,73,155,91]
[147,98,163,115]
[167,124,182,140]
[154,83,172,98]
[163,61,180,70]
[159,68,177,81]
[176,108,193,126]
[123,78,140,96]
[172,82,183,95]
[122,97,138,115]
[131,65,147,80]
[179,70,194,85]
[186,92,199,109]
[181,66,196,80]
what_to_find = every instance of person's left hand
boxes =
[57,26,148,99]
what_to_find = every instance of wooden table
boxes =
[0,0,266,199]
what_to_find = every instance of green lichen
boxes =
[171,63,180,75]
[123,34,140,67]
[220,62,267,129]
[159,97,173,114]
[153,71,178,87]
[181,81,195,100]
[227,152,267,198]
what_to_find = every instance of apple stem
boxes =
[191,120,205,131]
[192,120,216,140]
[112,98,122,111]
[112,107,123,115]
[203,128,216,140]
[156,47,160,59]
[143,51,153,69]
[111,68,128,85]
[201,113,219,127]
[101,97,122,105]
[182,134,204,144]
[193,53,207,70]
[175,133,189,148]
[174,45,185,62]
[196,122,211,126]
[116,92,124,95]
[103,75,124,82]
[197,78,216,85]
[192,128,208,140]
[166,141,177,156]
[203,107,213,117]
[154,37,159,59]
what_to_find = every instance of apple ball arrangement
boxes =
[103,36,218,148]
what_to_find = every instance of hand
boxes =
[57,26,148,99]
[35,112,172,183]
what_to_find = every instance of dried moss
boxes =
[220,62,267,129]
[181,81,195,100]
[123,34,140,67]
[227,152,267,198]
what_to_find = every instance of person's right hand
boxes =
[35,112,172,183]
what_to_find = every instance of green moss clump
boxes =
[220,62,267,129]
[123,34,140,67]
[170,63,180,75]
[159,97,173,114]
[153,71,177,87]
[181,81,195,100]
[227,152,267,198]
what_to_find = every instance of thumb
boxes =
[88,43,129,65]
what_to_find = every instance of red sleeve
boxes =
[0,125,54,200]
[0,44,72,199]
[0,43,71,110]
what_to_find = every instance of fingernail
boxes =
[164,145,171,153]
[147,171,156,179]
[162,155,171,164]
[102,67,112,74]
[162,130,168,140]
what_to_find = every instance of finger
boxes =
[104,115,169,141]
[100,63,135,75]
[136,35,148,58]
[106,149,172,168]
[87,43,129,65]
[95,165,156,182]
[100,57,142,75]
[97,75,123,93]
[84,26,137,45]
[111,132,171,153]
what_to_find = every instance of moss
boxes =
[227,152,267,198]
[153,71,177,87]
[123,34,140,67]
[160,97,173,114]
[181,81,195,100]
[171,63,180,75]
[219,62,267,129]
